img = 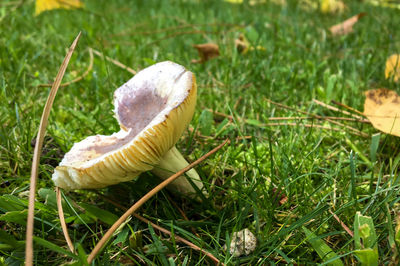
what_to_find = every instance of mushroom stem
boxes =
[151,146,204,196]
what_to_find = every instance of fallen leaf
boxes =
[191,43,219,64]
[224,0,285,5]
[321,0,346,13]
[235,34,266,54]
[249,0,267,5]
[366,0,400,10]
[299,0,318,11]
[364,88,400,137]
[329,13,366,36]
[35,0,84,16]
[223,0,243,3]
[385,54,400,82]
[235,34,250,54]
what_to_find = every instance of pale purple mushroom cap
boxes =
[52,61,197,190]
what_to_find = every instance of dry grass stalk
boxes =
[25,32,81,266]
[208,106,368,137]
[147,30,215,46]
[38,48,94,87]
[265,122,366,137]
[313,99,366,121]
[97,193,222,265]
[113,21,240,40]
[331,100,366,117]
[265,98,368,137]
[56,187,75,253]
[329,209,354,237]
[87,139,229,263]
[90,48,137,75]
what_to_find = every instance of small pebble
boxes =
[224,228,257,257]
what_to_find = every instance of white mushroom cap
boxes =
[52,61,197,190]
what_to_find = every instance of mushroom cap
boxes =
[52,61,197,190]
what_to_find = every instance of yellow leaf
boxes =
[191,43,220,64]
[35,0,84,16]
[385,54,400,82]
[235,34,250,54]
[235,34,266,54]
[366,0,400,10]
[364,88,400,137]
[225,0,285,5]
[329,13,366,36]
[320,0,346,13]
[223,0,243,3]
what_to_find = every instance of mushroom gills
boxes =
[151,145,204,195]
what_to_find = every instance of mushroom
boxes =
[52,61,204,196]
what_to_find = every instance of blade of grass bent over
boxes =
[87,139,229,264]
[25,32,81,266]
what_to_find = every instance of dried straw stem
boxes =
[87,139,229,263]
[98,193,222,265]
[38,48,93,87]
[56,187,75,253]
[313,99,365,120]
[90,48,137,75]
[329,209,354,237]
[265,98,368,137]
[265,122,366,137]
[25,32,81,266]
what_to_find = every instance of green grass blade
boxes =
[353,212,379,266]
[302,226,344,266]
[79,202,118,226]
[32,236,78,259]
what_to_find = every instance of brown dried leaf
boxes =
[364,88,400,137]
[329,13,366,36]
[191,43,219,64]
[385,54,400,82]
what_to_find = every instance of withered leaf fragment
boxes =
[385,54,400,82]
[364,88,400,137]
[235,34,250,54]
[329,13,366,36]
[235,34,266,54]
[191,43,220,64]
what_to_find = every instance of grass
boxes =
[1,0,400,264]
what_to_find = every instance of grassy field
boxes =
[1,0,400,264]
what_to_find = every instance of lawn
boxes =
[1,0,400,265]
